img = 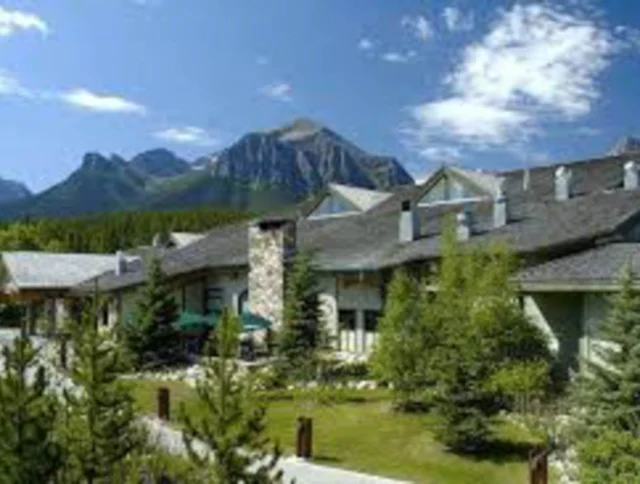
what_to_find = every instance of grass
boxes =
[131,380,538,484]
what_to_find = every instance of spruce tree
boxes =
[125,256,182,369]
[278,250,326,381]
[181,309,283,484]
[61,302,142,483]
[574,266,640,482]
[0,331,61,482]
[372,268,434,409]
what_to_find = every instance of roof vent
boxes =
[399,200,419,243]
[624,161,639,190]
[554,166,572,201]
[493,177,508,228]
[456,211,471,241]
[115,251,127,276]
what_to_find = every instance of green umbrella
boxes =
[173,310,220,331]
[240,312,271,332]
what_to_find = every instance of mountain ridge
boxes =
[0,118,414,220]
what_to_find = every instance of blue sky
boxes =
[0,0,639,192]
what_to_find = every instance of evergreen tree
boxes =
[372,268,434,409]
[181,309,283,484]
[0,331,61,482]
[277,250,327,380]
[574,266,640,482]
[61,301,142,483]
[124,257,182,369]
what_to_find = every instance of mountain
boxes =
[0,177,31,205]
[609,136,640,155]
[129,148,190,178]
[0,119,415,220]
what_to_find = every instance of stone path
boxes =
[0,329,411,484]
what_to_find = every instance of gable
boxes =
[418,172,485,206]
[309,193,360,218]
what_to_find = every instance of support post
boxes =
[529,447,549,484]
[158,387,171,421]
[296,417,313,459]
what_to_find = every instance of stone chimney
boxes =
[399,200,419,243]
[115,251,127,276]
[554,166,572,201]
[624,161,639,190]
[493,177,508,228]
[456,211,471,241]
[248,218,296,329]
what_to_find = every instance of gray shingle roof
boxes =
[81,153,640,293]
[2,252,120,291]
[517,243,640,289]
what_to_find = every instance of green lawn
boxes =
[131,380,537,484]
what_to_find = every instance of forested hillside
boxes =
[0,209,249,253]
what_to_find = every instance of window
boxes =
[205,287,223,313]
[309,194,358,218]
[338,310,357,332]
[419,175,481,206]
[364,310,381,332]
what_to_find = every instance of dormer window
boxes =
[418,173,484,206]
[309,193,359,218]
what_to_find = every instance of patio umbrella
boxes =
[240,312,271,332]
[173,310,220,331]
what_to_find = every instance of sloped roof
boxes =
[79,152,640,293]
[518,243,640,290]
[2,252,120,292]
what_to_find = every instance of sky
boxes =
[0,0,640,192]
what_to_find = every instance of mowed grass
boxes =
[131,380,537,484]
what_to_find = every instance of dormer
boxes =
[417,167,499,207]
[307,183,391,219]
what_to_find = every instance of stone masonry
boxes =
[248,219,296,329]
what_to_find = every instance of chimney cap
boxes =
[252,217,295,231]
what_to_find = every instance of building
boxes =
[4,154,640,377]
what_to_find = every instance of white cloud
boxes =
[259,82,293,102]
[154,126,221,147]
[401,15,432,41]
[358,38,374,51]
[409,3,619,158]
[255,56,269,65]
[0,71,31,97]
[60,88,147,114]
[382,50,416,63]
[0,6,48,37]
[442,7,474,32]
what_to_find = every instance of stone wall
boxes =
[248,219,296,329]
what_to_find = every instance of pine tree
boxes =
[124,256,182,369]
[61,301,142,483]
[181,309,283,484]
[0,331,61,482]
[574,266,640,482]
[372,268,434,409]
[278,250,327,381]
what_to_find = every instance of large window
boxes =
[364,310,381,333]
[419,175,480,206]
[309,194,358,218]
[338,310,357,332]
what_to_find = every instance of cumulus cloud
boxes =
[401,15,432,41]
[259,82,293,102]
[154,126,221,147]
[382,50,417,63]
[358,38,374,51]
[60,88,147,114]
[442,7,474,32]
[0,6,48,37]
[408,3,620,158]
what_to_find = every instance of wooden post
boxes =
[296,417,313,459]
[529,447,549,484]
[158,387,171,421]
